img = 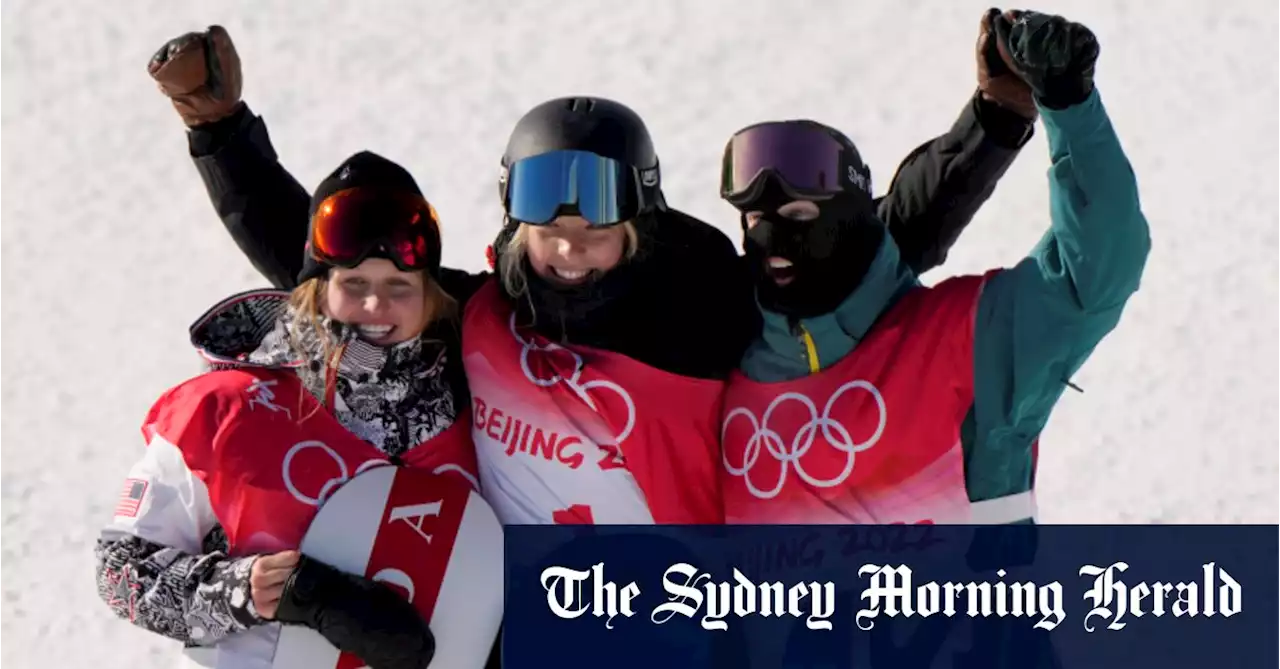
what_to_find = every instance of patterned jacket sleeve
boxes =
[94,429,263,646]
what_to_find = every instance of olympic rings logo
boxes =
[281,440,391,507]
[721,380,886,500]
[508,314,636,447]
[281,440,479,506]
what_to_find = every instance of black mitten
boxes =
[275,555,436,669]
[991,10,1100,109]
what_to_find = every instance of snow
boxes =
[2,0,1276,665]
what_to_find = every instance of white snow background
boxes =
[2,0,1277,665]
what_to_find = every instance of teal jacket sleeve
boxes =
[968,89,1151,502]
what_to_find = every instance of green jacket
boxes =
[740,89,1151,519]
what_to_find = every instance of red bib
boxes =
[462,279,724,524]
[721,275,987,525]
[141,368,479,555]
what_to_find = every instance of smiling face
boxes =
[323,258,430,345]
[524,215,629,286]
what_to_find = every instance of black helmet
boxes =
[499,96,662,209]
[503,97,658,170]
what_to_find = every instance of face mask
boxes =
[741,181,884,319]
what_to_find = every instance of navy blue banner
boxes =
[502,525,1278,668]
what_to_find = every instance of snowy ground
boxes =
[2,0,1276,666]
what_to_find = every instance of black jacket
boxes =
[186,92,1032,381]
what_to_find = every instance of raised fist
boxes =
[991,9,1100,110]
[147,25,243,126]
[977,8,1036,119]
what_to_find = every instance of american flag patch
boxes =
[114,479,148,518]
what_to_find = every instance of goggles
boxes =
[503,149,652,226]
[720,121,868,207]
[308,187,442,273]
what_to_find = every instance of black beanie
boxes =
[297,151,432,285]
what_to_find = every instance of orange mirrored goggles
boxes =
[308,187,442,273]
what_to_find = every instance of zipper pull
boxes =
[794,321,821,375]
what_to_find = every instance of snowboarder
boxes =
[94,153,503,669]
[717,9,1150,525]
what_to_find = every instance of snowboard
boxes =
[271,464,504,669]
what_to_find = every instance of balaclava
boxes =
[740,170,884,319]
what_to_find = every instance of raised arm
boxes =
[149,27,311,290]
[150,27,490,306]
[878,9,1040,275]
[969,12,1151,500]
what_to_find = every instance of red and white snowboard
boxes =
[271,464,504,669]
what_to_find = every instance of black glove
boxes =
[275,555,436,669]
[991,9,1100,110]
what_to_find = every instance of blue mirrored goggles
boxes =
[503,150,647,226]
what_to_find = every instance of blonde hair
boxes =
[498,220,640,299]
[287,270,456,414]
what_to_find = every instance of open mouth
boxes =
[550,266,593,285]
[765,257,796,287]
[355,323,397,344]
